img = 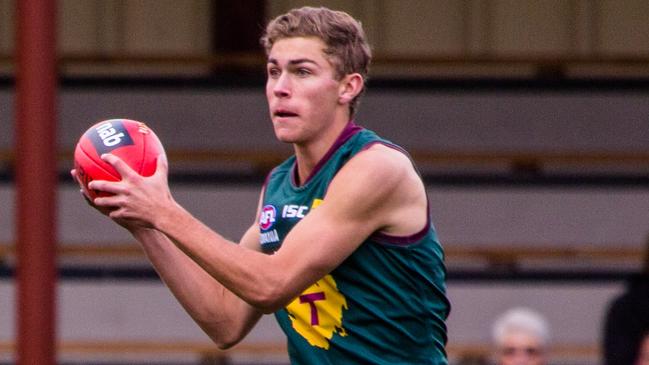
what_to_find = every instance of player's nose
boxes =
[272,73,291,98]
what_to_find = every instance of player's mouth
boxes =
[274,109,299,118]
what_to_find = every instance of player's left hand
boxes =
[89,153,173,229]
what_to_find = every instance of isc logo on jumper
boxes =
[281,199,323,219]
[282,204,308,218]
[89,120,134,155]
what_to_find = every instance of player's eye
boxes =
[295,68,311,76]
[267,67,281,78]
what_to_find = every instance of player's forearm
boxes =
[130,227,258,345]
[131,227,217,306]
[154,203,293,313]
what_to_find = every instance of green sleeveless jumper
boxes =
[259,123,450,364]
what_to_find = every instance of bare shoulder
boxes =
[325,142,427,235]
[342,142,418,189]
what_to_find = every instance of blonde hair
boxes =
[260,6,371,116]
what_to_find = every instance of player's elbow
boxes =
[193,312,248,350]
[202,321,247,350]
[247,280,293,314]
[250,292,287,314]
[213,336,242,351]
[255,300,286,315]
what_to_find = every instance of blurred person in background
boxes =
[603,234,649,365]
[637,331,649,365]
[492,307,550,365]
[455,353,489,365]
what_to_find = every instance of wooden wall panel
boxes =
[571,0,597,55]
[121,0,211,54]
[267,0,363,18]
[2,0,649,74]
[380,0,466,55]
[59,0,104,53]
[489,0,573,55]
[596,0,649,54]
[0,0,14,53]
[29,0,214,56]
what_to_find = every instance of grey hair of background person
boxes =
[492,307,551,347]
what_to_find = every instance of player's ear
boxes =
[338,73,363,105]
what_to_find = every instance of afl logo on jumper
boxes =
[89,120,134,155]
[259,205,277,231]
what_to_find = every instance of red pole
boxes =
[15,0,58,364]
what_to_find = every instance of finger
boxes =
[93,195,123,213]
[78,188,113,216]
[80,189,94,206]
[71,169,83,186]
[100,153,136,179]
[88,179,123,195]
[71,169,82,186]
[93,195,109,207]
[155,153,169,178]
[108,207,123,219]
[71,169,92,198]
[108,206,131,221]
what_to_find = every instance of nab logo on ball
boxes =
[259,205,277,231]
[88,120,134,155]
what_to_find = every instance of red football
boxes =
[74,119,165,200]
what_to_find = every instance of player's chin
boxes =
[272,125,302,143]
[274,133,299,144]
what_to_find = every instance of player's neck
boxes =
[293,114,351,185]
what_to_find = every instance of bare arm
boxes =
[132,223,264,349]
[72,167,266,349]
[91,145,426,313]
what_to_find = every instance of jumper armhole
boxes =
[360,141,431,247]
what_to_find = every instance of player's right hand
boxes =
[71,168,115,217]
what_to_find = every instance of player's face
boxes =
[497,333,546,365]
[637,336,649,365]
[266,37,344,144]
